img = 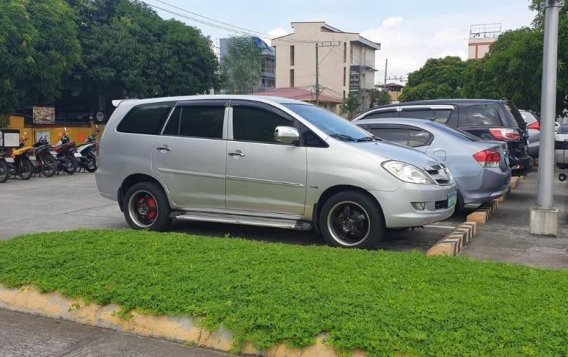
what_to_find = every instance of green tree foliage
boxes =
[340,93,361,120]
[369,89,391,107]
[221,36,262,94]
[399,57,467,101]
[0,0,81,113]
[70,0,218,101]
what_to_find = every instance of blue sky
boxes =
[143,0,536,82]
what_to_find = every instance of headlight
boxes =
[381,160,436,185]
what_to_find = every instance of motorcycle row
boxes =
[0,133,98,183]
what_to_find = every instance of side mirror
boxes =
[274,126,300,144]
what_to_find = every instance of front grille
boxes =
[424,164,452,185]
[435,199,448,210]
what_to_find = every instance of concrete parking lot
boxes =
[0,172,465,252]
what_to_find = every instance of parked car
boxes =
[354,99,533,175]
[355,118,511,210]
[519,109,540,157]
[96,95,457,249]
[555,122,568,170]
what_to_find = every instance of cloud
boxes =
[361,3,535,84]
[381,16,403,29]
[268,27,289,38]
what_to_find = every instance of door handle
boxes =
[156,145,171,152]
[228,150,245,157]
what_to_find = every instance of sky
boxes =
[143,0,536,84]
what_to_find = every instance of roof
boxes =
[253,87,343,104]
[373,98,509,109]
[111,95,306,108]
[272,22,381,50]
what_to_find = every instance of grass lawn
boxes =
[0,230,566,355]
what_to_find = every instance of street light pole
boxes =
[530,0,564,236]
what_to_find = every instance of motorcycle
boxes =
[76,132,98,173]
[0,139,34,180]
[53,132,80,175]
[30,136,58,177]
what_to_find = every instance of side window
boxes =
[179,106,224,138]
[408,129,433,147]
[434,109,452,123]
[367,127,411,146]
[117,104,173,135]
[300,123,327,147]
[401,109,435,120]
[464,105,501,126]
[233,106,293,144]
[362,109,398,119]
[162,107,180,135]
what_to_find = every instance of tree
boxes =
[368,89,391,107]
[67,0,219,109]
[220,36,262,94]
[340,93,361,120]
[399,56,467,101]
[0,0,81,113]
[462,28,543,112]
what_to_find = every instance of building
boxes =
[253,87,342,112]
[377,82,404,103]
[271,21,381,108]
[219,36,276,92]
[468,23,501,60]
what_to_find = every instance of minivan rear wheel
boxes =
[123,182,170,231]
[319,191,384,249]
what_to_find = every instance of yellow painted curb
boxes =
[0,285,348,356]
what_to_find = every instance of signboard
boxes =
[0,129,20,148]
[33,107,55,124]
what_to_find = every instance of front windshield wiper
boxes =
[356,136,377,142]
[330,133,357,142]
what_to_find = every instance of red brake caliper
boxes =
[147,197,157,220]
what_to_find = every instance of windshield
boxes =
[284,104,373,142]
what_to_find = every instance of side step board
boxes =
[172,212,312,231]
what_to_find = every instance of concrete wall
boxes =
[468,38,496,60]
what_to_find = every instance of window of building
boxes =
[343,42,347,63]
[343,67,346,87]
[117,104,172,135]
[290,69,295,87]
[290,45,295,66]
[233,107,293,144]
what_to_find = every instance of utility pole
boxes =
[315,41,341,105]
[530,0,564,236]
[384,58,388,85]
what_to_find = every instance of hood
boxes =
[353,140,441,169]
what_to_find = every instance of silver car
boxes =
[96,96,456,249]
[519,110,540,157]
[354,118,511,210]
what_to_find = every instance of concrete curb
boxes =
[0,285,351,356]
[426,222,477,256]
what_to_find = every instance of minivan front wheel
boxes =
[123,182,170,231]
[320,191,384,249]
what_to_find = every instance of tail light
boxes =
[489,128,520,141]
[527,121,540,130]
[473,150,501,168]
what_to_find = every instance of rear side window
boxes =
[363,109,398,119]
[163,106,225,139]
[400,108,452,123]
[366,126,432,147]
[117,104,172,135]
[463,105,502,126]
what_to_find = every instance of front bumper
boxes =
[370,183,456,228]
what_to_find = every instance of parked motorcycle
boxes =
[1,140,34,180]
[30,136,58,177]
[0,150,9,183]
[53,132,80,175]
[76,132,98,173]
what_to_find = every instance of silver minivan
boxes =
[96,95,456,249]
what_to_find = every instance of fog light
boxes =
[412,202,426,211]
